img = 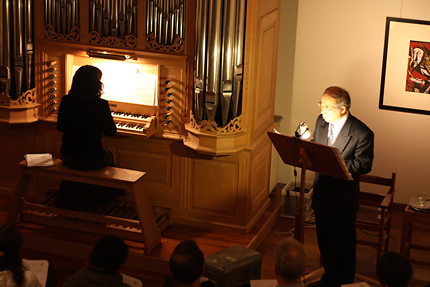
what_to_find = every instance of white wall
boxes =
[271,0,298,191]
[275,0,430,204]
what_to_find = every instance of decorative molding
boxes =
[89,31,137,48]
[0,89,39,124]
[44,24,80,41]
[0,89,37,106]
[146,33,184,53]
[189,114,243,135]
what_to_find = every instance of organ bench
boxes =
[5,158,162,255]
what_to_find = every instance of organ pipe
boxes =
[0,0,33,99]
[193,0,246,127]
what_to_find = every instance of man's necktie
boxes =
[327,123,334,146]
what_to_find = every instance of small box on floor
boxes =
[281,178,314,223]
[204,245,261,287]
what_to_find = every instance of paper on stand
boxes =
[25,154,54,167]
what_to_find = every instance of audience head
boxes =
[274,238,306,285]
[169,240,205,286]
[89,234,129,272]
[0,226,25,286]
[377,251,413,287]
[69,65,103,98]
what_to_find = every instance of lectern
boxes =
[268,131,352,243]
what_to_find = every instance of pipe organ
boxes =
[0,0,281,233]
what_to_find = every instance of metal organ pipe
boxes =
[14,0,24,97]
[220,0,236,126]
[103,0,110,36]
[146,0,186,46]
[193,0,246,127]
[90,0,96,31]
[205,0,222,122]
[45,0,79,35]
[194,0,208,123]
[179,0,184,39]
[0,0,12,95]
[126,0,133,35]
[0,0,33,98]
[86,0,137,39]
[112,0,119,37]
[72,0,77,29]
[25,0,33,90]
[231,0,245,119]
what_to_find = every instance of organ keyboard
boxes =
[108,100,157,137]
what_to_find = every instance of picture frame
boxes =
[379,17,430,115]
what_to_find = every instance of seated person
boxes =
[55,65,121,211]
[63,234,130,287]
[274,238,307,287]
[376,251,413,287]
[0,226,43,287]
[57,65,117,171]
[164,240,214,287]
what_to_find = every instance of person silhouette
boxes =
[55,65,121,211]
[0,226,43,287]
[63,234,130,287]
[274,238,307,287]
[377,251,413,287]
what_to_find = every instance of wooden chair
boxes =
[356,172,396,270]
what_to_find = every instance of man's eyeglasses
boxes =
[317,102,339,112]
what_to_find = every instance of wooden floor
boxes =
[1,185,429,287]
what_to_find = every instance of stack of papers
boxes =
[24,154,54,167]
[122,273,143,287]
[250,279,277,287]
[22,259,49,287]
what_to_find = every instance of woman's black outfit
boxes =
[57,94,117,170]
[55,94,120,211]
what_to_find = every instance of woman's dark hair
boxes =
[69,65,103,98]
[89,235,129,272]
[0,226,25,286]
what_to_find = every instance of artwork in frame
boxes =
[379,17,430,115]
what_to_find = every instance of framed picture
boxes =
[379,17,430,115]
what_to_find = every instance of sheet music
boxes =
[71,63,158,106]
[24,154,54,167]
[22,259,49,287]
[135,72,158,106]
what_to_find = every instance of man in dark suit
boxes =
[308,86,374,287]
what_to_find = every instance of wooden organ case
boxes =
[0,0,281,233]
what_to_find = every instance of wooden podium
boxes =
[268,131,352,243]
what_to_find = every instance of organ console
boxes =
[0,0,281,234]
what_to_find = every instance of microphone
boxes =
[295,122,311,140]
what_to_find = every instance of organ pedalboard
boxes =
[108,101,157,137]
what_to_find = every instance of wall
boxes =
[275,0,430,204]
[271,0,298,191]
